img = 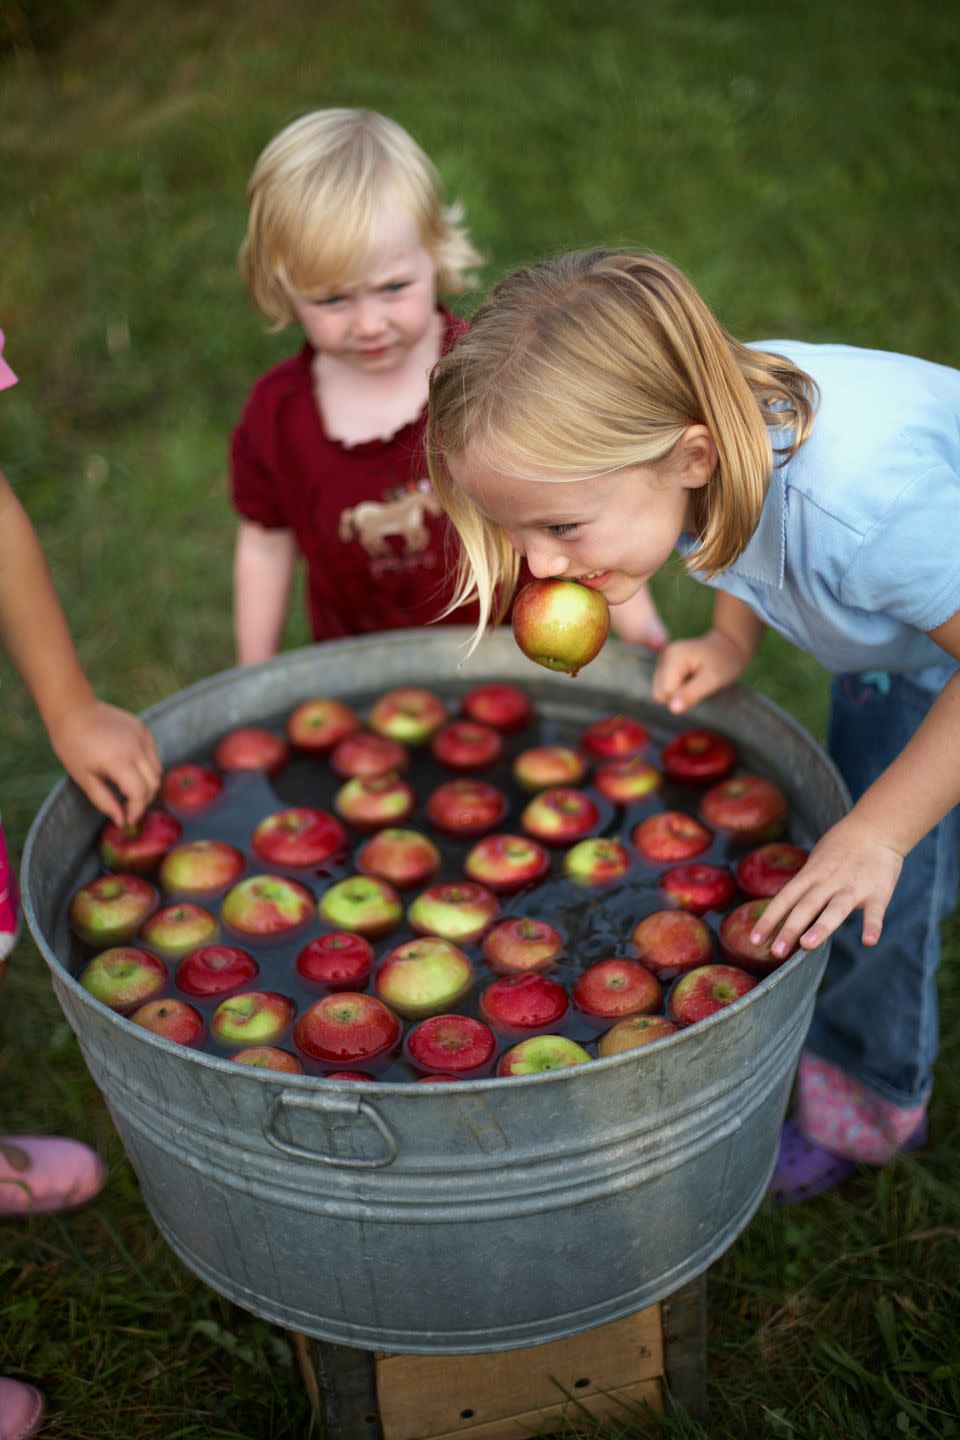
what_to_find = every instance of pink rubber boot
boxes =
[0,1378,44,1440]
[0,1137,106,1218]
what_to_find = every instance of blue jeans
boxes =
[803,672,960,1108]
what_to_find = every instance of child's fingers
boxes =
[79,773,125,827]
[651,644,698,706]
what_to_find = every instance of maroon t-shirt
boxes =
[230,310,478,641]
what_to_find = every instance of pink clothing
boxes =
[0,330,17,390]
[795,1050,927,1164]
[0,821,20,959]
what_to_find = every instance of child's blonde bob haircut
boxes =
[241,108,482,326]
[427,248,819,649]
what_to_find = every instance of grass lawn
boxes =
[2,1,959,1435]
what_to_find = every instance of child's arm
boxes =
[233,519,297,665]
[608,583,669,651]
[0,475,160,826]
[651,592,765,712]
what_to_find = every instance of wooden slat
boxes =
[661,1274,708,1423]
[398,1379,663,1440]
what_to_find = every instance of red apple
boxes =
[511,578,610,676]
[430,720,503,771]
[630,909,713,980]
[460,683,533,732]
[597,1015,679,1056]
[700,775,789,843]
[175,944,259,997]
[405,1014,497,1076]
[478,972,569,1034]
[482,917,564,974]
[79,946,167,1012]
[140,902,219,958]
[667,963,758,1027]
[98,809,183,874]
[294,992,401,1066]
[318,875,403,938]
[632,811,713,863]
[286,697,360,753]
[210,990,296,1047]
[407,882,500,945]
[425,779,508,836]
[221,875,315,941]
[562,837,631,885]
[719,898,793,975]
[572,958,662,1019]
[658,863,736,915]
[334,774,416,831]
[520,787,600,845]
[214,726,289,775]
[251,807,348,869]
[159,839,246,897]
[296,933,374,990]
[327,1071,372,1081]
[581,715,649,760]
[129,997,204,1047]
[496,1034,591,1076]
[356,828,441,890]
[369,687,447,745]
[661,728,737,787]
[232,1046,303,1073]
[68,874,159,948]
[464,834,551,893]
[417,1074,459,1083]
[735,842,809,898]
[594,756,662,806]
[330,731,409,779]
[160,763,224,815]
[512,745,587,792]
[374,938,474,1019]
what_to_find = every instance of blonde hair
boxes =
[427,248,819,645]
[240,108,483,326]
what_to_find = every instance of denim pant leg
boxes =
[803,673,960,1108]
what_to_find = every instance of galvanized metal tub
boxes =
[21,628,847,1354]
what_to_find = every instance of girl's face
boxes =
[449,442,712,607]
[291,210,438,372]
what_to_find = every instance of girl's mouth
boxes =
[576,571,612,590]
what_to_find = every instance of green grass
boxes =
[2,1,959,1435]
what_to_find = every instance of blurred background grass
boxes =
[1,2,958,1436]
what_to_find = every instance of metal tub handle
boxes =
[263,1089,398,1168]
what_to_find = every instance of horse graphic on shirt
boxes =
[338,484,443,557]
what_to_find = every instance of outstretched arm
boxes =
[0,474,160,825]
[652,591,765,712]
[233,519,297,665]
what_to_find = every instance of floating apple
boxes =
[330,730,409,779]
[327,1071,372,1082]
[511,578,610,676]
[482,917,564,974]
[734,842,809,898]
[425,779,509,836]
[430,720,503,771]
[232,1046,303,1073]
[719,898,793,975]
[464,833,551,893]
[661,728,737,787]
[632,811,713,863]
[160,763,225,815]
[369,687,447,745]
[496,1034,591,1076]
[512,745,587,792]
[374,938,473,1019]
[405,1015,497,1077]
[520,787,600,845]
[286,697,360,753]
[562,836,631,885]
[221,875,315,941]
[318,875,404,938]
[129,997,204,1047]
[597,1015,679,1056]
[78,946,167,1012]
[69,874,159,948]
[214,726,289,775]
[593,756,662,806]
[295,932,374,990]
[581,715,649,759]
[700,775,788,843]
[667,963,758,1027]
[251,807,347,869]
[98,810,183,874]
[159,839,246,897]
[293,992,401,1066]
[572,959,662,1019]
[210,991,296,1047]
[407,882,500,945]
[333,774,416,831]
[175,944,258,997]
[461,683,533,732]
[417,1074,459,1083]
[478,972,569,1034]
[630,909,713,980]
[140,902,219,958]
[658,863,736,915]
[356,828,441,890]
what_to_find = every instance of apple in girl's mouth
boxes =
[511,579,610,677]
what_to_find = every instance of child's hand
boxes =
[48,700,162,827]
[746,813,905,959]
[608,585,668,651]
[651,628,751,714]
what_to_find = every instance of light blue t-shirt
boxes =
[676,340,960,693]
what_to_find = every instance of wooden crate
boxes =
[292,1275,707,1440]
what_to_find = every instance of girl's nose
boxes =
[523,536,569,579]
[352,296,387,337]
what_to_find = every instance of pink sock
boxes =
[796,1051,926,1163]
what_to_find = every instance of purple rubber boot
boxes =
[768,1115,928,1204]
